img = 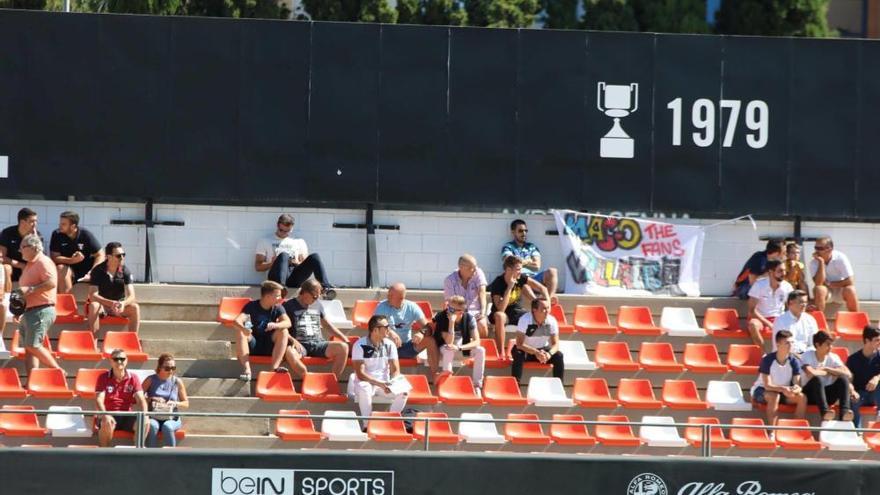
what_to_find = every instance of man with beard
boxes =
[746,259,792,352]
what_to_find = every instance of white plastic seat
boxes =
[638,415,688,447]
[321,410,369,442]
[316,300,353,330]
[0,330,10,359]
[660,307,705,337]
[557,340,597,371]
[46,406,91,438]
[527,377,573,407]
[458,413,505,444]
[819,420,867,452]
[705,381,752,411]
[128,369,153,384]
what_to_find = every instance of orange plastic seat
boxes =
[684,416,731,449]
[84,299,130,325]
[573,305,618,334]
[505,413,551,445]
[101,332,148,362]
[437,374,483,406]
[572,378,618,408]
[55,293,85,324]
[810,310,828,331]
[704,308,748,338]
[683,343,729,373]
[639,342,684,372]
[836,311,870,341]
[414,300,434,321]
[550,304,575,334]
[830,346,850,363]
[727,344,762,374]
[11,329,55,359]
[617,379,662,409]
[482,376,528,406]
[368,412,413,443]
[595,414,642,446]
[0,368,27,398]
[617,306,662,336]
[276,409,323,441]
[865,421,880,452]
[595,341,640,371]
[775,418,821,450]
[662,380,709,410]
[57,330,102,361]
[0,405,48,437]
[403,374,439,405]
[413,412,460,444]
[256,371,301,402]
[27,368,74,399]
[301,373,347,403]
[466,339,506,369]
[730,417,777,450]
[217,297,250,326]
[550,414,596,446]
[74,368,106,398]
[352,300,379,330]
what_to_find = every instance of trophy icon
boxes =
[597,82,638,159]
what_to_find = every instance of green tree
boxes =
[541,0,579,30]
[633,0,708,34]
[303,0,395,22]
[358,0,397,23]
[0,0,46,9]
[465,0,539,28]
[581,0,638,31]
[397,0,419,23]
[423,0,467,25]
[715,0,834,37]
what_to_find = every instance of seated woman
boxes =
[142,353,189,447]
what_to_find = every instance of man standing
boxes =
[443,254,489,337]
[433,295,486,393]
[733,239,784,299]
[0,207,41,281]
[18,233,64,378]
[282,279,349,379]
[847,325,880,427]
[801,331,853,422]
[489,256,549,360]
[811,236,859,313]
[87,242,140,334]
[502,219,558,301]
[374,282,439,376]
[96,348,150,447]
[254,214,335,299]
[750,330,807,426]
[746,260,792,351]
[511,298,564,383]
[233,280,295,381]
[50,211,104,293]
[351,315,407,428]
[771,290,818,356]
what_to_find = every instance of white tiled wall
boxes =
[2,200,877,299]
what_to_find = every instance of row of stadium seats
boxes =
[0,331,146,362]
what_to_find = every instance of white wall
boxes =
[2,199,877,299]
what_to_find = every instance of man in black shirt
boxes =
[847,325,880,427]
[87,242,140,333]
[233,280,295,382]
[282,279,349,379]
[0,207,41,281]
[50,211,104,294]
[488,256,548,360]
[433,295,485,392]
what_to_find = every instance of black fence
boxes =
[0,10,879,219]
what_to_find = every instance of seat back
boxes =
[684,343,722,364]
[458,413,505,442]
[483,376,522,398]
[413,412,457,439]
[352,300,379,329]
[830,346,849,363]
[318,300,350,326]
[218,297,250,324]
[705,381,746,404]
[74,368,106,398]
[57,330,100,359]
[618,378,656,402]
[727,344,762,368]
[704,308,740,331]
[660,307,699,328]
[505,413,547,439]
[573,378,613,401]
[595,414,636,438]
[809,310,829,330]
[550,414,592,439]
[549,304,569,325]
[663,380,700,401]
[574,305,612,326]
[55,294,83,320]
[0,405,44,433]
[27,368,72,396]
[618,306,654,326]
[103,331,144,353]
[776,418,817,444]
[0,368,25,397]
[596,341,633,362]
[685,416,728,446]
[302,373,343,397]
[277,409,319,434]
[836,311,870,331]
[639,342,677,363]
[414,300,434,320]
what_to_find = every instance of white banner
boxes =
[553,209,705,297]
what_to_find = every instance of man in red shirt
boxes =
[96,348,149,447]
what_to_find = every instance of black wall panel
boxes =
[855,42,880,218]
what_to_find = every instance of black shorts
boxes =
[300,340,329,358]
[71,263,93,281]
[505,307,527,325]
[752,386,795,405]
[99,415,137,432]
[248,334,276,356]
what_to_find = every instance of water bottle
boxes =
[244,314,253,331]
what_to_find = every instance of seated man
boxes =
[87,242,140,333]
[811,236,859,312]
[750,330,807,425]
[49,210,104,294]
[772,290,818,356]
[733,239,784,300]
[374,282,439,376]
[233,280,296,381]
[96,348,150,447]
[783,242,809,293]
[433,295,486,393]
[351,315,407,428]
[254,214,335,299]
[489,256,548,359]
[846,325,880,427]
[0,207,41,281]
[282,279,349,379]
[511,298,564,383]
[746,259,792,350]
[801,331,853,422]
[502,219,558,301]
[443,254,489,337]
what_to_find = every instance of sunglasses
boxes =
[112,357,127,363]
[112,252,126,258]
[161,366,176,371]
[815,246,830,251]
[517,229,528,233]
[374,324,390,330]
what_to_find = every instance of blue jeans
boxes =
[147,418,182,447]
[852,388,880,428]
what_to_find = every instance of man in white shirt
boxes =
[511,298,563,383]
[801,331,854,422]
[811,236,859,312]
[747,260,792,351]
[254,214,335,299]
[750,330,807,425]
[350,314,407,427]
[772,290,818,356]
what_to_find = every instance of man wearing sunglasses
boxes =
[254,214,336,300]
[433,295,485,394]
[501,219,558,302]
[811,236,859,313]
[282,279,349,379]
[87,241,140,333]
[96,348,150,447]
